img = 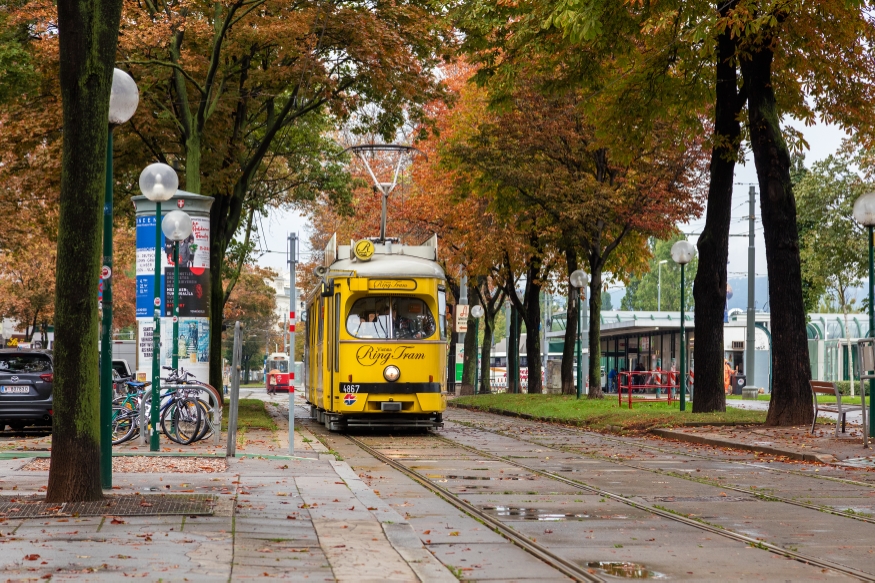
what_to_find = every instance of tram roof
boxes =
[329,246,446,279]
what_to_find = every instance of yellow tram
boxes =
[303,234,448,430]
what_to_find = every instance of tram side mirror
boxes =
[321,279,333,297]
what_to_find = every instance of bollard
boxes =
[226,322,242,456]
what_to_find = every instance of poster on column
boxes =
[163,217,210,317]
[136,320,157,382]
[136,215,167,318]
[161,318,210,381]
[137,211,211,383]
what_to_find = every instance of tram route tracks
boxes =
[344,434,602,583]
[406,432,875,582]
[449,408,875,490]
[448,419,875,526]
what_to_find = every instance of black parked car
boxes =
[0,349,53,430]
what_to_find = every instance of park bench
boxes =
[808,380,866,437]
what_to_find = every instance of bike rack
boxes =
[137,384,221,446]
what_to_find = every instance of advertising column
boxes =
[133,192,214,382]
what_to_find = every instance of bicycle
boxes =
[111,375,203,445]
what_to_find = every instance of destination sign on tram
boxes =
[368,279,417,291]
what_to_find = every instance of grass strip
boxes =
[221,399,278,431]
[453,393,766,432]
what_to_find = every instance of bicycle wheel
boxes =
[193,397,214,442]
[161,398,202,445]
[111,406,138,445]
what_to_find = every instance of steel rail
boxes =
[345,434,603,583]
[451,406,875,489]
[449,419,875,526]
[434,435,875,582]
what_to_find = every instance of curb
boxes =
[0,451,320,461]
[648,428,840,464]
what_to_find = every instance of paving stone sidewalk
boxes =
[0,397,455,582]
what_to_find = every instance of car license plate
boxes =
[0,386,30,394]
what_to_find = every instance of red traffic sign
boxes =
[101,265,112,279]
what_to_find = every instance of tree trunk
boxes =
[461,311,477,394]
[209,203,227,390]
[47,0,124,503]
[27,311,39,342]
[561,248,578,395]
[692,5,742,414]
[524,280,543,394]
[479,314,494,394]
[508,303,520,393]
[742,42,812,426]
[587,267,604,398]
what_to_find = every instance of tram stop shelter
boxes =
[546,310,773,394]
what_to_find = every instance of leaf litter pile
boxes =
[24,457,227,473]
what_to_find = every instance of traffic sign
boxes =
[455,305,469,333]
[101,265,112,279]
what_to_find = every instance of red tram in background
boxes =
[266,352,292,394]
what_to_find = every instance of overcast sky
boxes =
[256,120,850,287]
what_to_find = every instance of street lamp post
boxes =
[100,69,139,489]
[671,240,696,412]
[470,305,485,394]
[162,211,193,370]
[853,192,875,437]
[658,259,668,311]
[570,269,589,399]
[139,163,179,451]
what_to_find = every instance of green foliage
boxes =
[223,266,281,379]
[621,235,697,311]
[796,148,870,316]
[601,292,613,311]
[831,381,870,397]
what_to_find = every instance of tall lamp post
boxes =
[162,210,193,369]
[470,305,485,394]
[100,69,139,489]
[570,269,589,399]
[671,240,696,411]
[139,163,179,451]
[853,192,875,437]
[657,259,668,311]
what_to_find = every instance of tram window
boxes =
[318,299,324,342]
[334,294,341,372]
[438,289,447,340]
[392,297,436,339]
[346,297,391,339]
[346,296,436,340]
[269,360,289,373]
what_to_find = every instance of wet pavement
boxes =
[2,393,875,581]
[304,406,875,581]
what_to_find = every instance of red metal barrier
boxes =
[618,370,678,409]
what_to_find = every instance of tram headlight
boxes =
[383,365,401,382]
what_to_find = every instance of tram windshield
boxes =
[269,360,289,373]
[347,297,437,340]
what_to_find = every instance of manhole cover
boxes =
[646,495,751,502]
[0,494,215,519]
